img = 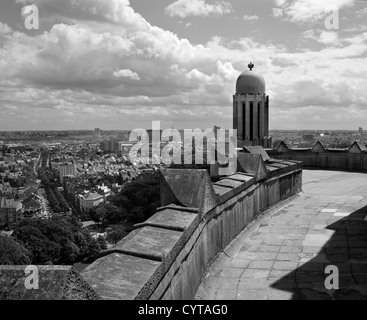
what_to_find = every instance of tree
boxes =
[60,242,80,264]
[127,207,145,223]
[90,206,106,227]
[53,205,62,213]
[106,226,128,245]
[107,170,161,224]
[74,231,90,258]
[104,203,124,225]
[12,217,102,265]
[0,235,32,265]
[97,236,107,250]
[85,238,101,262]
[12,223,58,264]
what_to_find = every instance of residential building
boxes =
[100,141,122,152]
[0,182,12,195]
[0,197,24,229]
[22,193,43,217]
[59,163,76,184]
[78,191,105,213]
[96,183,111,200]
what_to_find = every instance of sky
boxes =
[0,0,366,131]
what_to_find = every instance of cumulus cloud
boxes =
[0,22,12,35]
[0,0,366,130]
[272,8,283,18]
[302,29,339,45]
[243,14,259,22]
[16,0,150,31]
[302,29,318,40]
[318,31,339,45]
[113,69,140,80]
[272,0,354,24]
[356,7,367,18]
[0,0,242,129]
[165,0,232,18]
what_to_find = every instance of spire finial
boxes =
[248,62,254,71]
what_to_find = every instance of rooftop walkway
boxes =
[195,170,367,300]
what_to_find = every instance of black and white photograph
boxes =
[0,0,367,306]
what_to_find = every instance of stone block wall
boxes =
[79,155,302,300]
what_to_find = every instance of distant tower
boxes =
[233,63,271,147]
[94,128,101,137]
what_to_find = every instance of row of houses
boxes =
[0,179,41,199]
[0,193,43,229]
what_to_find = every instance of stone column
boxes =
[233,96,238,133]
[252,97,258,144]
[245,95,250,141]
[238,98,243,140]
[265,96,269,137]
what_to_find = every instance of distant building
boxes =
[0,182,13,196]
[63,176,92,214]
[96,184,111,199]
[76,183,111,213]
[0,197,24,229]
[22,194,42,217]
[24,186,40,198]
[100,141,122,152]
[94,128,101,137]
[59,163,76,184]
[78,191,105,213]
[42,142,61,149]
[359,127,363,133]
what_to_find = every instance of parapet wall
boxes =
[269,140,367,172]
[1,151,303,300]
[80,154,302,300]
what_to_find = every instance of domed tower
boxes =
[233,63,271,147]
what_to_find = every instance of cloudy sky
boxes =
[0,0,366,131]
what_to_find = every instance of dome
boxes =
[236,63,266,95]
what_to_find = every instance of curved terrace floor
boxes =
[195,170,367,300]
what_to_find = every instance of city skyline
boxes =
[0,0,366,131]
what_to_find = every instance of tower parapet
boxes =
[269,140,367,172]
